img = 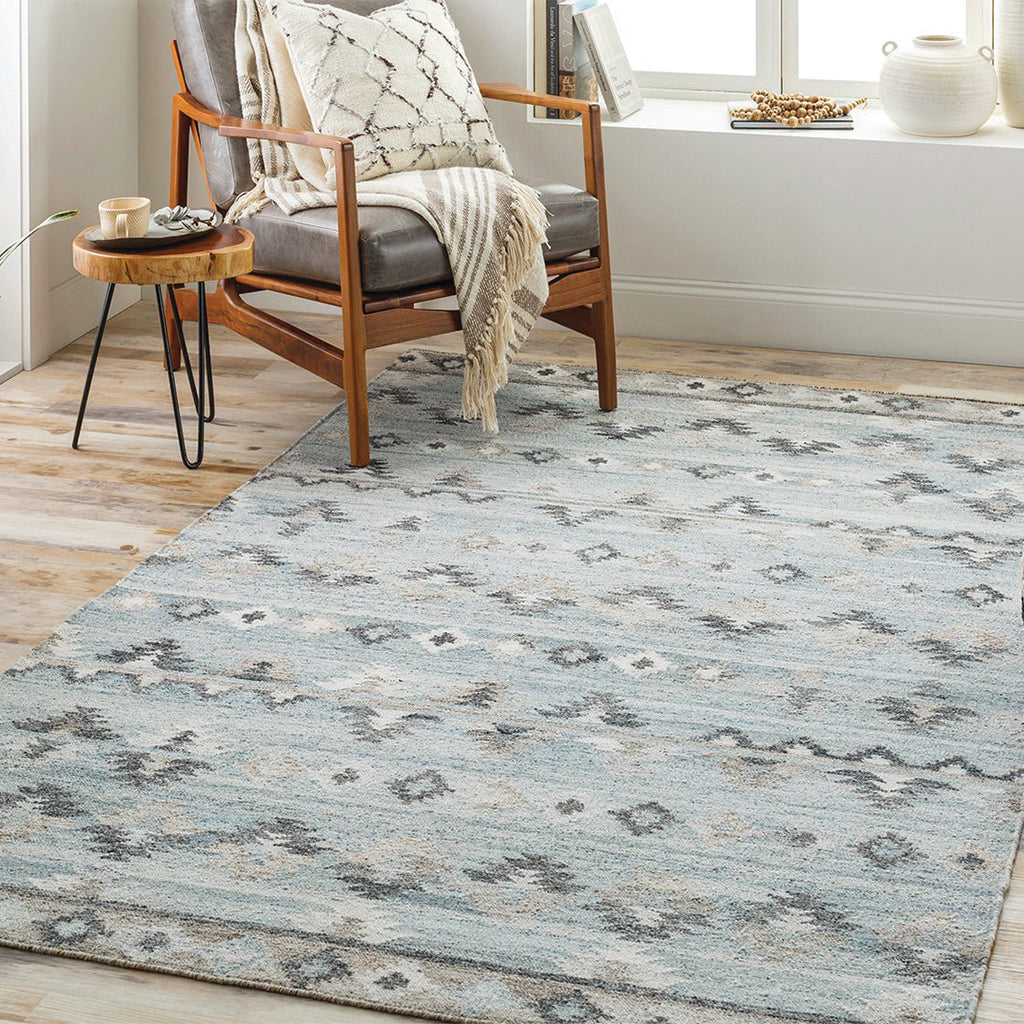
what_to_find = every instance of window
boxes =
[785,0,992,96]
[603,0,780,94]
[598,0,991,99]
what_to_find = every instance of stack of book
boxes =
[727,101,855,131]
[534,0,643,122]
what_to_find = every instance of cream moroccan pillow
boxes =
[269,0,514,182]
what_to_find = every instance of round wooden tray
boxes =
[84,216,222,253]
[73,225,254,286]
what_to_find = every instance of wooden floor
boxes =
[0,299,1021,1023]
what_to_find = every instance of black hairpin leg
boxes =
[167,284,215,423]
[156,282,213,470]
[72,283,116,451]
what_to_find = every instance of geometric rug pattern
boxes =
[2,352,1023,1024]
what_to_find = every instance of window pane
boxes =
[798,0,968,82]
[604,0,758,77]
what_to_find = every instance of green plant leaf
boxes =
[0,209,79,270]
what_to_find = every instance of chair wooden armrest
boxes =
[478,82,606,204]
[217,113,355,158]
[175,90,350,150]
[171,87,361,321]
[479,81,593,117]
[172,92,356,188]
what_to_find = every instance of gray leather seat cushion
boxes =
[171,0,392,209]
[237,179,600,293]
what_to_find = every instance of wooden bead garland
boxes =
[732,91,868,127]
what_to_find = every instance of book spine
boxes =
[576,12,621,120]
[559,71,578,118]
[546,0,559,118]
[574,4,599,108]
[558,4,580,120]
[534,0,548,118]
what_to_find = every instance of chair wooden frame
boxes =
[168,41,617,467]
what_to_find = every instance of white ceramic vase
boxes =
[879,35,997,137]
[996,0,1024,127]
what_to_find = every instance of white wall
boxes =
[23,0,140,368]
[137,0,1024,367]
[140,0,188,212]
[0,1,25,375]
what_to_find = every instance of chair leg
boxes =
[592,298,618,412]
[343,316,371,468]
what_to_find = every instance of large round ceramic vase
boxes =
[879,35,997,137]
[996,0,1024,126]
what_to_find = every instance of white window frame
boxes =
[781,0,993,99]
[635,0,781,98]
[583,0,993,101]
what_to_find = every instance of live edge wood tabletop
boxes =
[72,226,254,286]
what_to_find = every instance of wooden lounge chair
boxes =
[169,0,617,466]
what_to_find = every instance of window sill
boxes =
[526,99,1024,148]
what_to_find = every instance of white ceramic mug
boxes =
[99,197,151,240]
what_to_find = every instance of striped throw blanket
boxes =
[226,0,550,432]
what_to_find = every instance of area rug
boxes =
[2,351,1023,1024]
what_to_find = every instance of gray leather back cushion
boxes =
[171,0,393,209]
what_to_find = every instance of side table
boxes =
[71,226,254,469]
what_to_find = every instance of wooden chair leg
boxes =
[592,297,617,412]
[167,89,190,374]
[539,296,617,411]
[343,316,371,467]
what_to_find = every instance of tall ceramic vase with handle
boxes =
[997,0,1024,126]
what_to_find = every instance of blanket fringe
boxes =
[461,180,550,432]
[225,178,273,224]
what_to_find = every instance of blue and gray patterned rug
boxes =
[2,352,1023,1024]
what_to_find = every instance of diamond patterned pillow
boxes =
[270,0,514,182]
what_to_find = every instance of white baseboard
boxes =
[246,275,1024,368]
[611,275,1024,368]
[0,361,21,384]
[26,276,140,370]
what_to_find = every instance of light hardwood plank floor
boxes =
[0,299,1021,1023]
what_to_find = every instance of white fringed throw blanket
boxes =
[226,0,550,431]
